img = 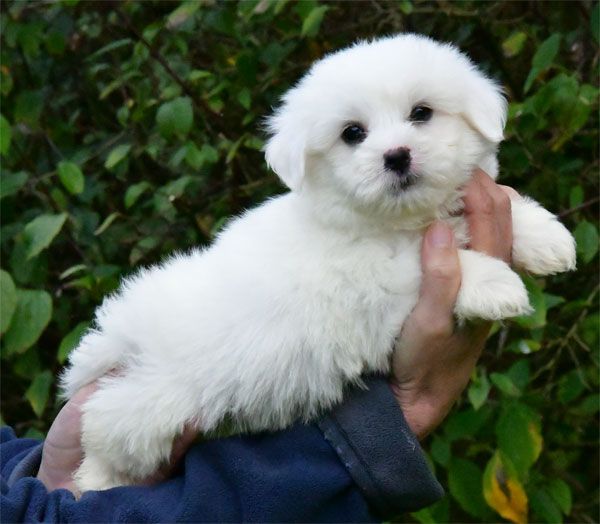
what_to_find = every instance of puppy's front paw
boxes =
[456,250,532,321]
[514,218,576,275]
[511,197,576,275]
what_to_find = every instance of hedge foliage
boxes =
[1,1,598,523]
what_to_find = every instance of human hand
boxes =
[37,381,198,494]
[390,169,515,440]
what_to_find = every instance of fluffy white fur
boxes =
[62,34,576,492]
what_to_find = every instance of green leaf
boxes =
[301,6,328,37]
[532,34,561,70]
[104,144,131,171]
[515,276,547,329]
[530,488,563,523]
[57,322,89,363]
[448,458,490,519]
[23,213,68,260]
[124,181,151,209]
[57,161,85,195]
[569,185,584,208]
[468,368,491,410]
[59,264,87,280]
[45,30,66,55]
[156,97,194,139]
[543,293,565,310]
[200,144,219,164]
[546,478,572,515]
[524,34,561,93]
[0,171,28,199]
[506,360,530,391]
[574,220,598,263]
[0,113,12,156]
[575,393,600,415]
[237,88,251,110]
[25,370,53,418]
[13,347,42,379]
[399,0,413,15]
[14,90,44,129]
[411,498,449,524]
[85,38,132,61]
[496,402,542,478]
[23,428,45,439]
[557,370,586,404]
[3,289,52,355]
[491,372,521,396]
[444,406,492,441]
[184,142,204,170]
[0,270,17,334]
[430,435,450,466]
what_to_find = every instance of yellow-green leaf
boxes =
[301,6,328,38]
[124,181,151,209]
[483,452,528,524]
[57,161,85,195]
[104,144,131,171]
[94,212,120,236]
[502,32,527,57]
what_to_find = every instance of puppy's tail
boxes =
[59,330,126,400]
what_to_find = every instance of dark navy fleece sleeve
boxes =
[1,378,443,523]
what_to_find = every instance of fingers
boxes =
[410,222,461,338]
[498,184,520,200]
[463,169,513,263]
[37,382,99,493]
[169,424,200,467]
[139,424,200,485]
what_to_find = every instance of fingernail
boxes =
[428,222,453,248]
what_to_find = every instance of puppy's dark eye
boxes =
[341,124,367,145]
[409,105,433,123]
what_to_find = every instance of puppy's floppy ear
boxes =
[264,112,307,191]
[462,75,507,144]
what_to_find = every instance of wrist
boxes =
[389,379,455,440]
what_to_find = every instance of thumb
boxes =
[411,222,461,334]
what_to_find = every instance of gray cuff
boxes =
[7,442,43,488]
[318,377,444,518]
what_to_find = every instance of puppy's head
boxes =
[265,34,506,220]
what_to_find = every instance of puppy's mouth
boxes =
[388,171,419,193]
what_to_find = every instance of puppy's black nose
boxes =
[384,147,411,175]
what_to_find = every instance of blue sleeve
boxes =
[1,378,443,523]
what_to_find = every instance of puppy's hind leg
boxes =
[75,370,200,492]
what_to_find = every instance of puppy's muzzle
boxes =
[383,147,411,176]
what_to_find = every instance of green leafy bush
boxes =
[1,1,597,522]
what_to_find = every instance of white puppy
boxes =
[62,34,575,492]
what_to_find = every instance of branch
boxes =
[559,196,600,218]
[114,7,222,137]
